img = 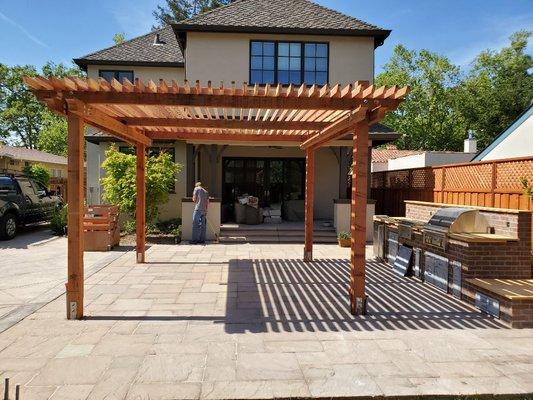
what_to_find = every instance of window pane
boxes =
[289,57,301,71]
[278,43,289,56]
[304,71,315,84]
[278,71,289,84]
[290,71,301,84]
[305,43,316,57]
[316,58,328,72]
[278,56,289,70]
[263,70,275,84]
[304,58,315,71]
[117,71,133,83]
[290,43,301,56]
[251,70,262,84]
[316,72,327,85]
[263,56,274,70]
[99,71,115,82]
[251,41,263,55]
[251,56,262,69]
[316,43,328,57]
[263,42,275,56]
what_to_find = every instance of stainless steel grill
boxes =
[422,208,490,250]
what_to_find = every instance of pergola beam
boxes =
[300,107,367,150]
[32,90,401,111]
[145,132,307,143]
[66,99,152,146]
[123,117,328,131]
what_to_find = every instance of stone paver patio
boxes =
[0,243,532,399]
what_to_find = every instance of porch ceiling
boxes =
[24,76,408,148]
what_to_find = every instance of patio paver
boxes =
[0,243,532,399]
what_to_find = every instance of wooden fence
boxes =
[371,156,533,217]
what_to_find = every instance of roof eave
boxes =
[73,58,185,71]
[172,24,391,47]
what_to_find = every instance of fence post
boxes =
[491,161,497,207]
[440,167,446,204]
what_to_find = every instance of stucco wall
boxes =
[196,145,339,220]
[86,65,185,82]
[85,140,188,221]
[478,113,533,161]
[0,157,67,178]
[185,32,374,84]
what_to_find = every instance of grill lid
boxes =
[425,207,489,234]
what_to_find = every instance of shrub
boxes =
[50,204,67,236]
[122,220,136,235]
[101,145,181,222]
[23,163,51,187]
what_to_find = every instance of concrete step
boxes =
[218,233,338,244]
[219,229,336,237]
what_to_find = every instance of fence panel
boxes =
[371,156,533,217]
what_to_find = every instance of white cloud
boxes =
[0,10,49,49]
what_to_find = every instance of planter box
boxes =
[84,205,120,251]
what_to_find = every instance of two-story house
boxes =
[74,0,398,238]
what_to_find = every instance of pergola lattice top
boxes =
[24,76,408,149]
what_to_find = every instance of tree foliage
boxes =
[101,145,182,222]
[376,46,464,150]
[23,163,51,187]
[456,31,533,149]
[113,32,126,45]
[0,61,84,153]
[152,0,232,28]
[377,31,533,151]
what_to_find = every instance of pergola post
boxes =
[66,113,85,320]
[349,120,369,315]
[136,143,146,263]
[304,148,315,262]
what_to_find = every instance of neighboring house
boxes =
[75,0,399,222]
[473,104,533,162]
[0,145,67,178]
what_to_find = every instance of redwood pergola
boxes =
[24,76,408,319]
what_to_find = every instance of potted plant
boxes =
[337,231,351,247]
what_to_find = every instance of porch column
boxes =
[304,148,315,262]
[350,121,369,315]
[339,147,350,199]
[66,114,85,320]
[136,143,146,263]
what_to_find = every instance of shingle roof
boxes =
[174,0,390,44]
[372,148,424,163]
[74,26,184,70]
[0,145,67,165]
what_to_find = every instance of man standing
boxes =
[191,182,209,244]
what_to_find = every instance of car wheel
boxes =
[0,213,17,240]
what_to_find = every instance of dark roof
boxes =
[74,26,184,70]
[173,0,390,46]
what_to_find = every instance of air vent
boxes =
[153,33,166,46]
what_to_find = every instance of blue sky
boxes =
[1,0,532,74]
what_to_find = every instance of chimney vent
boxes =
[153,33,165,46]
[464,130,477,153]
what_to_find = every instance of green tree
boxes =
[376,45,465,151]
[0,61,84,152]
[456,31,533,149]
[23,163,51,187]
[152,0,232,28]
[37,110,68,156]
[101,145,181,222]
[113,32,125,45]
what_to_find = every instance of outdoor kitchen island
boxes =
[374,200,533,328]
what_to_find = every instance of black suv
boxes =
[0,175,63,240]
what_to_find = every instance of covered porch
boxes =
[24,76,408,318]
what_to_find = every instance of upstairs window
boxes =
[99,70,134,83]
[250,41,329,86]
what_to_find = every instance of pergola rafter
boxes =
[23,76,408,320]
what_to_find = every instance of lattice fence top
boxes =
[496,159,533,191]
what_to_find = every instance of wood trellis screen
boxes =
[371,156,533,217]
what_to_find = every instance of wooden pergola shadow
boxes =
[24,76,408,320]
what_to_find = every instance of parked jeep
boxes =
[0,175,63,240]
